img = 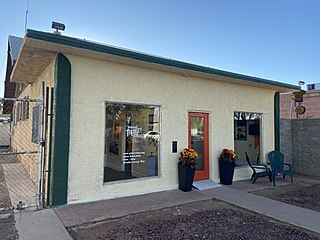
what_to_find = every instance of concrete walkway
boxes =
[203,186,320,234]
[14,182,320,239]
[54,190,212,228]
[14,209,72,240]
[3,163,37,208]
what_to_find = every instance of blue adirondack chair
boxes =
[268,150,293,186]
[245,152,271,184]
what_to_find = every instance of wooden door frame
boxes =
[188,112,209,181]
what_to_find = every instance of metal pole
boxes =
[0,97,41,103]
[0,151,38,155]
[36,81,45,209]
[41,87,49,206]
[46,87,54,206]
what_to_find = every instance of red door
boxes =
[188,112,209,181]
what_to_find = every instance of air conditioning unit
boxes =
[307,83,320,91]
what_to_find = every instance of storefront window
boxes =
[234,112,262,166]
[104,103,160,182]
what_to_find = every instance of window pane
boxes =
[234,112,261,165]
[104,103,160,182]
[190,117,205,171]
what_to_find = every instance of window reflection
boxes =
[234,112,262,165]
[190,117,205,171]
[104,103,160,182]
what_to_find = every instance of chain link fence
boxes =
[0,98,43,211]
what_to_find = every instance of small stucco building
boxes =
[9,29,300,206]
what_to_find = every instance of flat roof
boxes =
[11,29,300,92]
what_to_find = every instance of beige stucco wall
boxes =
[66,54,276,204]
[11,59,55,182]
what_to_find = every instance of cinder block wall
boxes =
[281,118,320,177]
[292,119,320,177]
[280,119,293,164]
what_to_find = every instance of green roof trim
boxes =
[26,29,300,91]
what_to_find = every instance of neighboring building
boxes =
[8,29,300,206]
[280,83,320,177]
[4,36,23,98]
[280,83,320,119]
[3,36,23,114]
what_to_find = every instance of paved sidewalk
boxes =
[54,190,212,228]
[3,163,37,208]
[15,209,72,240]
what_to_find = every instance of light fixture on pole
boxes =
[52,21,65,35]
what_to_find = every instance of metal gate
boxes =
[0,97,44,211]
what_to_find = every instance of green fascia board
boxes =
[26,29,300,91]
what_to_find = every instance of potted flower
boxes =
[178,148,198,192]
[219,148,237,185]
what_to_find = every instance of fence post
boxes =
[36,82,45,209]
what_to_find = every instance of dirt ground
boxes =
[252,175,320,212]
[69,197,320,240]
[0,165,18,240]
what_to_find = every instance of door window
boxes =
[188,112,209,180]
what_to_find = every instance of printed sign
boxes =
[122,152,145,164]
[126,126,142,138]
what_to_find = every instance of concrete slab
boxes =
[193,179,221,190]
[228,175,294,193]
[15,209,72,240]
[55,189,212,228]
[3,163,37,208]
[203,186,320,234]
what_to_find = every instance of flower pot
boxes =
[178,162,196,192]
[219,160,235,185]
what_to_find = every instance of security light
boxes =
[52,21,65,35]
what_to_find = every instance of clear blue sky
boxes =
[1,0,320,96]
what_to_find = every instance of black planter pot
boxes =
[178,162,196,192]
[219,160,235,185]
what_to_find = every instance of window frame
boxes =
[104,101,162,183]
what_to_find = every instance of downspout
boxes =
[274,91,280,151]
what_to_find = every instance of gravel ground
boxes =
[252,176,320,212]
[0,164,19,240]
[0,213,18,240]
[68,199,320,240]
